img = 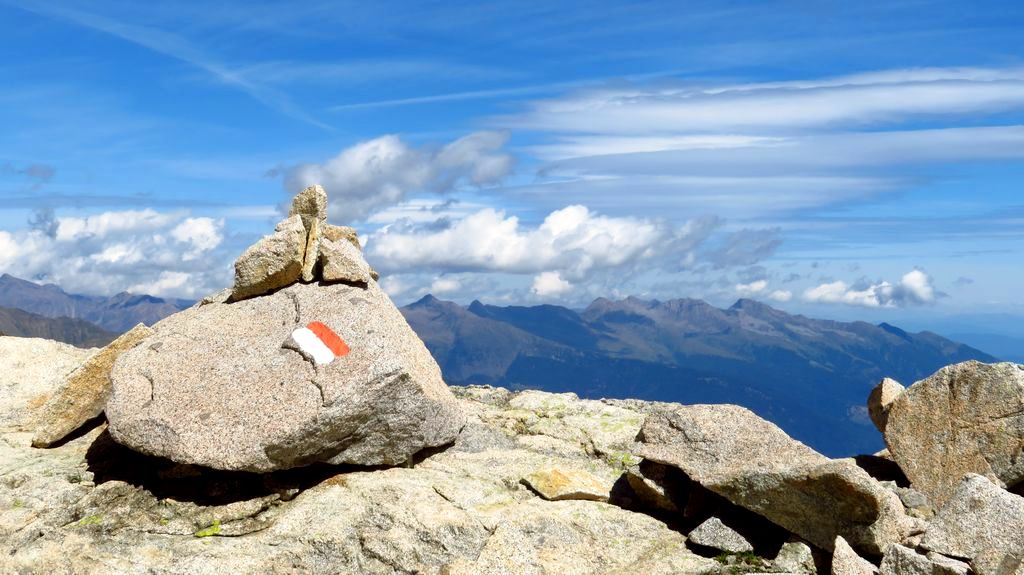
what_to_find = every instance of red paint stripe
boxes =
[307,322,350,357]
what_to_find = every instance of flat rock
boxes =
[106,280,465,472]
[833,536,878,575]
[639,404,913,554]
[921,474,1024,571]
[884,361,1024,507]
[521,467,612,502]
[868,377,905,434]
[880,545,969,575]
[688,516,753,553]
[32,324,153,447]
[231,215,306,301]
[319,237,372,284]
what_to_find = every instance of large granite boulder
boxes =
[0,336,91,432]
[106,279,465,472]
[921,474,1024,575]
[884,361,1024,507]
[639,404,915,554]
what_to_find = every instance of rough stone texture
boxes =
[868,377,905,434]
[972,549,1024,575]
[884,361,1024,507]
[772,539,818,575]
[323,223,361,250]
[832,536,878,575]
[625,459,687,513]
[521,467,612,502]
[921,474,1024,570]
[688,516,754,553]
[319,237,372,284]
[0,337,92,433]
[31,324,153,448]
[289,185,327,283]
[231,215,307,301]
[106,280,465,472]
[1,359,722,575]
[880,545,970,575]
[639,404,914,554]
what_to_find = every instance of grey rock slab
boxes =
[319,237,372,284]
[107,280,465,471]
[881,544,970,575]
[921,474,1024,569]
[868,377,905,434]
[639,403,914,555]
[32,324,153,447]
[773,539,818,575]
[833,536,879,575]
[884,361,1024,507]
[688,516,753,553]
[230,214,306,301]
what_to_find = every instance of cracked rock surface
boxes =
[105,279,465,472]
[1,362,726,575]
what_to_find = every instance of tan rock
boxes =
[884,361,1024,506]
[322,224,360,250]
[868,377,904,433]
[31,324,153,447]
[288,185,327,283]
[880,544,969,575]
[833,535,878,575]
[0,336,90,432]
[921,474,1024,573]
[231,215,306,300]
[639,404,913,554]
[521,467,611,502]
[319,237,372,284]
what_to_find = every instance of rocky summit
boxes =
[1,186,1022,574]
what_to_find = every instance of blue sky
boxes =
[1,0,1023,334]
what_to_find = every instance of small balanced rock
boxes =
[105,185,465,472]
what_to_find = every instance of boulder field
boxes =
[1,186,1021,574]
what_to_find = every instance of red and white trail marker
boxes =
[291,321,350,365]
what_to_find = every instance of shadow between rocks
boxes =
[44,414,106,448]
[84,429,404,507]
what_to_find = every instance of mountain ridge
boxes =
[0,305,116,348]
[0,274,192,333]
[401,294,997,456]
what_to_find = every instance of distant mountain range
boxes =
[0,274,192,333]
[0,305,117,348]
[0,273,1000,455]
[401,295,998,456]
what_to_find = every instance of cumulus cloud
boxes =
[802,270,936,308]
[0,209,228,298]
[532,271,572,297]
[284,131,514,222]
[367,205,713,280]
[768,290,793,302]
[735,280,767,297]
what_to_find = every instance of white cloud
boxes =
[768,290,793,302]
[802,270,937,308]
[367,205,710,281]
[532,271,572,297]
[284,131,514,222]
[735,280,767,296]
[511,67,1024,134]
[429,276,462,294]
[0,209,228,298]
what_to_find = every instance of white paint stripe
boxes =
[292,327,336,365]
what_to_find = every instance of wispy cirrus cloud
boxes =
[7,0,329,129]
